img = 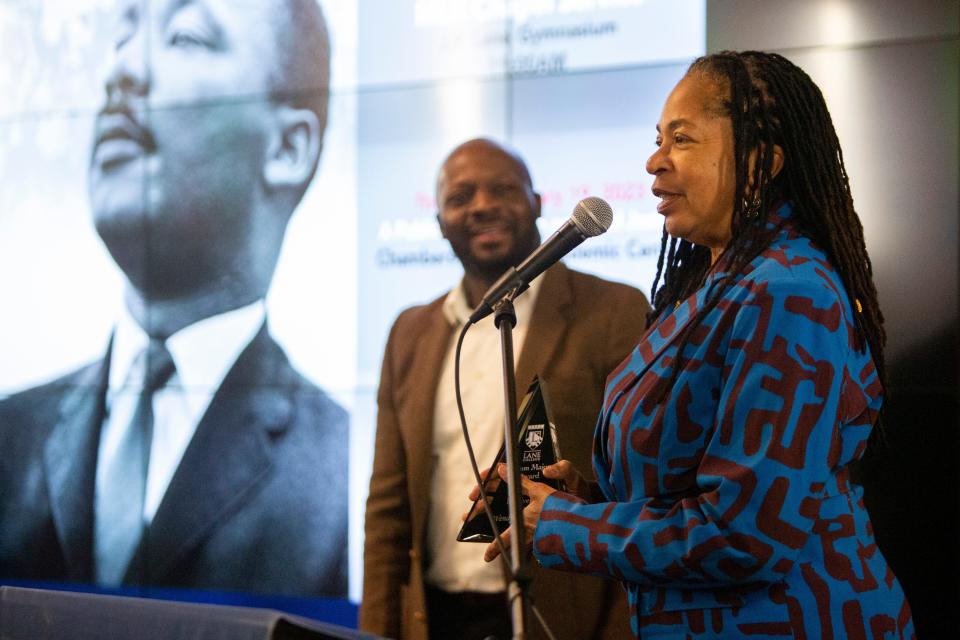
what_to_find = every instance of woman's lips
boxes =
[652,188,681,214]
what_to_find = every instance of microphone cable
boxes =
[453,319,559,640]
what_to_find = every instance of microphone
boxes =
[468,196,613,324]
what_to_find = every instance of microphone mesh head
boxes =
[571,197,613,237]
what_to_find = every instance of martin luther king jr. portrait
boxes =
[0,0,348,597]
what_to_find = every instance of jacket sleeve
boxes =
[533,275,864,589]
[359,319,412,638]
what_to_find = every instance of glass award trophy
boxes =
[457,376,563,543]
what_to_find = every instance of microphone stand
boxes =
[492,295,531,640]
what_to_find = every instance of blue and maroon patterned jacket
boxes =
[533,205,914,638]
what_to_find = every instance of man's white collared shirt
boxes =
[425,277,542,593]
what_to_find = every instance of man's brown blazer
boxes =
[360,263,650,639]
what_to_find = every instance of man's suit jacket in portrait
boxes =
[0,324,348,597]
[360,263,650,640]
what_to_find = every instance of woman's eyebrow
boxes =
[656,118,695,133]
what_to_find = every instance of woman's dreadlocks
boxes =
[648,50,887,445]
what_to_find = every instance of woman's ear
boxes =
[770,143,785,179]
[748,143,786,187]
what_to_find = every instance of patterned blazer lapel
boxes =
[129,324,284,583]
[612,213,794,389]
[595,286,714,490]
[43,356,110,580]
[603,284,713,414]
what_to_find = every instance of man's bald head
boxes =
[436,137,534,201]
[268,0,331,194]
[435,137,542,288]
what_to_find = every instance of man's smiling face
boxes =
[436,139,542,284]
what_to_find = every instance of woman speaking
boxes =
[482,51,914,638]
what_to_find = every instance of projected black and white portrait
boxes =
[1,0,708,608]
[0,0,349,597]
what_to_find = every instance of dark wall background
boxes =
[709,1,959,636]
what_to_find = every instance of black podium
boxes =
[0,586,381,640]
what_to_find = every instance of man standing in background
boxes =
[0,0,348,597]
[361,137,649,639]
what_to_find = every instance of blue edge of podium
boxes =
[0,580,381,639]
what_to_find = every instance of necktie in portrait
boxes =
[94,339,176,585]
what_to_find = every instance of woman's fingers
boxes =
[484,528,509,562]
[468,466,501,501]
[542,459,590,499]
[481,470,558,564]
[543,459,575,479]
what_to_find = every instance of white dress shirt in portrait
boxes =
[97,300,266,524]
